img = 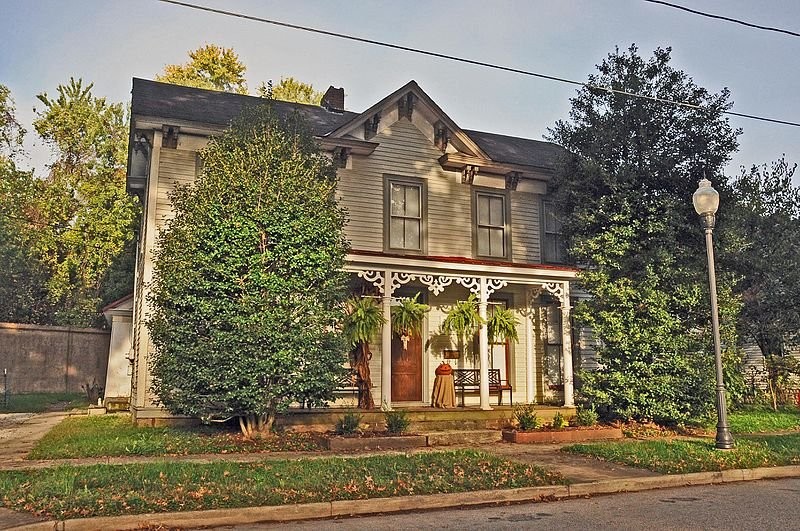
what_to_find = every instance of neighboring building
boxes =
[126,78,583,423]
[101,294,133,410]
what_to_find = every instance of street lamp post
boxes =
[692,177,734,450]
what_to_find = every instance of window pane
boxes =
[477,195,490,225]
[390,217,404,248]
[405,186,420,218]
[391,184,404,216]
[477,227,490,255]
[489,227,505,257]
[405,219,420,249]
[489,196,504,227]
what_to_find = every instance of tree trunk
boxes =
[238,412,276,439]
[353,342,375,409]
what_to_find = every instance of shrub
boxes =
[147,103,349,439]
[575,406,599,427]
[513,403,541,431]
[335,412,362,435]
[383,407,411,434]
[552,411,568,429]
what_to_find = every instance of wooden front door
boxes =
[391,334,422,402]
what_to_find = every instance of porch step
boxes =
[425,429,502,446]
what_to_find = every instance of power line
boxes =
[643,0,800,38]
[156,0,800,128]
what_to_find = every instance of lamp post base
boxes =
[715,426,735,450]
[715,386,734,450]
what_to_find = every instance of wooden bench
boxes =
[334,368,360,399]
[452,368,513,407]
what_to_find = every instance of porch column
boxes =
[560,282,575,407]
[478,277,491,410]
[525,289,535,403]
[381,269,393,410]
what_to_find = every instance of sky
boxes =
[2,0,799,184]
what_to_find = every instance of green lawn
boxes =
[564,433,800,474]
[0,450,565,519]
[725,407,800,434]
[0,393,88,414]
[28,415,321,459]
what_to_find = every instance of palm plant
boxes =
[391,294,430,350]
[342,296,386,409]
[441,294,484,358]
[487,306,519,345]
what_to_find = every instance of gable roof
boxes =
[130,78,564,170]
[324,80,490,160]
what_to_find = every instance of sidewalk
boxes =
[2,415,800,531]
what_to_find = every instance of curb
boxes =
[11,465,800,530]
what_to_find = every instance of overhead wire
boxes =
[643,0,800,39]
[155,0,800,128]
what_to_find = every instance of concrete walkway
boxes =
[0,412,65,466]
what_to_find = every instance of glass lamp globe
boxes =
[693,178,720,216]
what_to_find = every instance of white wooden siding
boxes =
[511,192,541,263]
[339,118,543,263]
[155,149,197,229]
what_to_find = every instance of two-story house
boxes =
[125,78,581,425]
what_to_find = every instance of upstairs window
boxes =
[475,191,508,259]
[387,178,424,252]
[542,201,565,263]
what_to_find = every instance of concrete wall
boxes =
[0,322,110,394]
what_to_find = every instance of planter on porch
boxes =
[324,433,428,451]
[502,426,623,444]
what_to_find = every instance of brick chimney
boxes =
[321,86,345,112]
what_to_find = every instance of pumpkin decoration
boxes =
[435,362,453,376]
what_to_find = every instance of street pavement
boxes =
[236,478,800,531]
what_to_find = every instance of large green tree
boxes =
[548,45,744,424]
[147,102,349,437]
[32,78,139,326]
[156,44,248,94]
[0,85,55,322]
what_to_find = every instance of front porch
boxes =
[344,253,580,412]
[277,405,577,433]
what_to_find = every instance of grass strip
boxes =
[564,433,800,474]
[725,407,800,434]
[28,415,321,460]
[0,393,88,413]
[0,450,565,519]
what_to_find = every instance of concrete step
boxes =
[425,429,502,446]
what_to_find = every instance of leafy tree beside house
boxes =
[258,77,325,105]
[147,102,350,438]
[33,78,140,326]
[548,45,744,424]
[727,158,800,408]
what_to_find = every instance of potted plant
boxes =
[441,294,484,359]
[487,306,519,346]
[391,294,430,350]
[342,296,386,409]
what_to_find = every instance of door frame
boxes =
[390,288,428,403]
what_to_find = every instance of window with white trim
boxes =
[387,180,423,252]
[475,191,508,258]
